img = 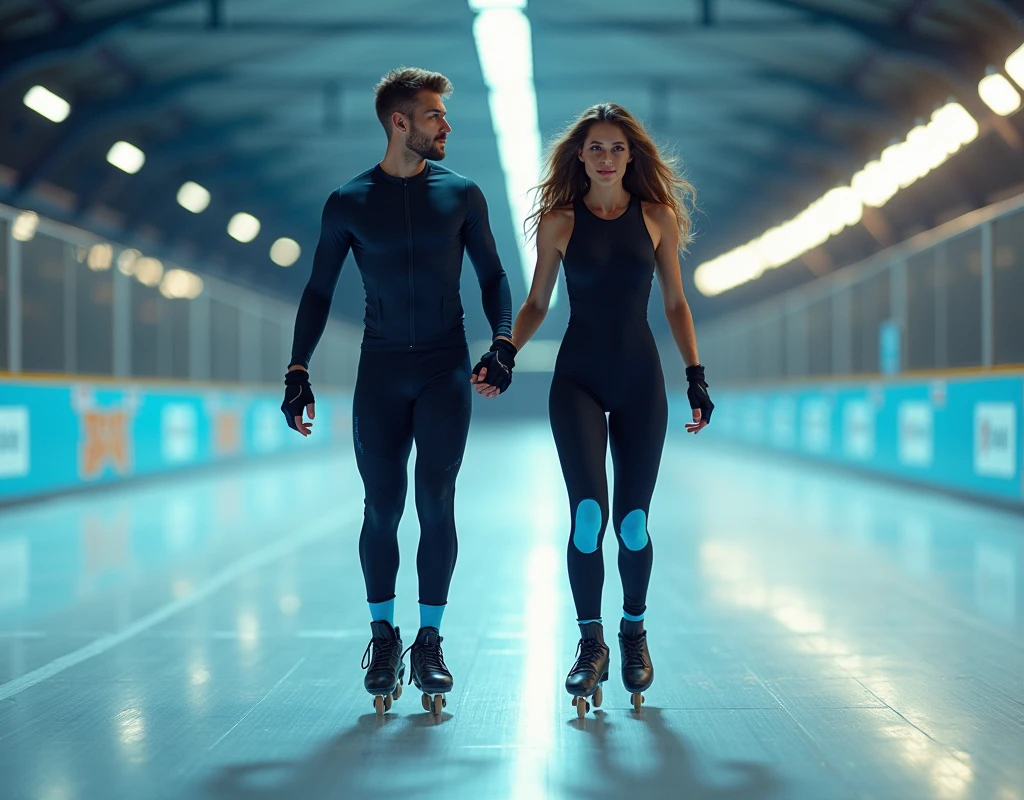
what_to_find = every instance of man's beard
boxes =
[405,121,446,161]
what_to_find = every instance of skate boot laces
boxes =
[570,637,606,676]
[402,636,448,675]
[620,631,650,668]
[362,635,398,671]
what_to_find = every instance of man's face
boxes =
[403,90,452,160]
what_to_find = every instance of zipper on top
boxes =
[404,179,415,349]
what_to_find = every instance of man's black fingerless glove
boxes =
[281,369,315,431]
[472,340,518,394]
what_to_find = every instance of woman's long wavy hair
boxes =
[525,103,696,250]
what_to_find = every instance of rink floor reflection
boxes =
[0,422,1021,800]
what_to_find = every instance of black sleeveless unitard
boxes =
[549,193,668,621]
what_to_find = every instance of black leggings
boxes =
[352,346,471,607]
[549,335,668,621]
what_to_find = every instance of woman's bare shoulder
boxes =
[539,205,574,233]
[543,204,574,221]
[641,200,674,221]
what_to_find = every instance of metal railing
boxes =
[0,203,361,387]
[696,192,1024,384]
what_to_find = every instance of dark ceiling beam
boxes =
[29,0,73,25]
[190,148,298,186]
[753,0,987,77]
[726,114,862,172]
[0,0,201,88]
[702,0,715,26]
[128,70,890,128]
[654,127,851,174]
[531,19,850,35]
[208,0,224,28]
[6,71,228,202]
[139,114,269,169]
[686,151,814,193]
[976,0,1024,24]
[128,18,466,35]
[749,69,897,127]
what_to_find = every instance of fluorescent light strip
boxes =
[694,102,980,297]
[107,141,145,174]
[270,237,301,267]
[978,73,1021,116]
[177,181,210,214]
[12,211,39,242]
[470,0,555,305]
[228,212,260,243]
[23,85,70,123]
[1007,42,1024,88]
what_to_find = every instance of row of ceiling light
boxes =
[694,42,1024,297]
[20,88,302,269]
[17,17,1023,300]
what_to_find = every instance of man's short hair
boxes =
[374,67,453,137]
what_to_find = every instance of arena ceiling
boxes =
[2,0,1023,338]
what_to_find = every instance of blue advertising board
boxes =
[674,371,1023,507]
[0,377,352,504]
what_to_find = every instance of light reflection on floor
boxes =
[0,422,1020,800]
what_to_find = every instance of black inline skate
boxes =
[565,621,610,719]
[362,620,405,716]
[619,618,653,711]
[405,626,453,717]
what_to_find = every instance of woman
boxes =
[477,103,714,716]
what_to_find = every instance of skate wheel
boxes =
[593,686,603,708]
[576,697,588,719]
[631,692,643,712]
[384,694,393,712]
[373,695,385,716]
[393,681,403,701]
[421,693,431,712]
[432,694,444,716]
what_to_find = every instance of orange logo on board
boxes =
[80,410,132,479]
[214,411,241,455]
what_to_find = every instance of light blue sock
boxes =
[622,610,645,622]
[419,603,445,631]
[577,618,602,626]
[368,599,394,625]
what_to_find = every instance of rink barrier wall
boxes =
[0,375,352,504]
[672,370,1024,508]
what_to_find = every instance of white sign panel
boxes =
[898,401,933,467]
[162,403,198,464]
[801,399,831,454]
[0,536,29,611]
[974,402,1017,479]
[743,397,765,443]
[770,397,796,449]
[0,407,30,478]
[253,403,284,454]
[843,400,875,461]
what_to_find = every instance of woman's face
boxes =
[579,122,632,188]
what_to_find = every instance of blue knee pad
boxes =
[619,509,649,551]
[572,498,603,554]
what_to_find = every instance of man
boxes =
[281,67,517,716]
